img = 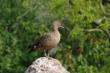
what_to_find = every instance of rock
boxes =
[25,57,70,73]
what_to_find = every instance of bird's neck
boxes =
[53,28,60,42]
[53,28,60,37]
[53,27,58,32]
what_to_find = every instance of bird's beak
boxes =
[60,25,64,28]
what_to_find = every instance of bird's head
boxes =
[52,21,64,31]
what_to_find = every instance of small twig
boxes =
[105,29,110,39]
[100,0,110,16]
[100,1,105,14]
[94,16,106,25]
[81,28,110,39]
[80,28,103,32]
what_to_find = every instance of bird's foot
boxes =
[44,53,50,58]
[44,50,51,58]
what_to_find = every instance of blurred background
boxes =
[0,0,110,73]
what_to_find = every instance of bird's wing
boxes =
[28,33,52,53]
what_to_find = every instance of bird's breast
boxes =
[43,32,60,49]
[52,31,60,44]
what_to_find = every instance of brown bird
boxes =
[28,21,64,56]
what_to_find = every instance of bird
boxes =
[28,21,64,57]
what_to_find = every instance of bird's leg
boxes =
[44,50,50,57]
[44,50,47,56]
[47,52,50,57]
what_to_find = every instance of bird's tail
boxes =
[28,48,40,54]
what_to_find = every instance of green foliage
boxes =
[0,0,110,73]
